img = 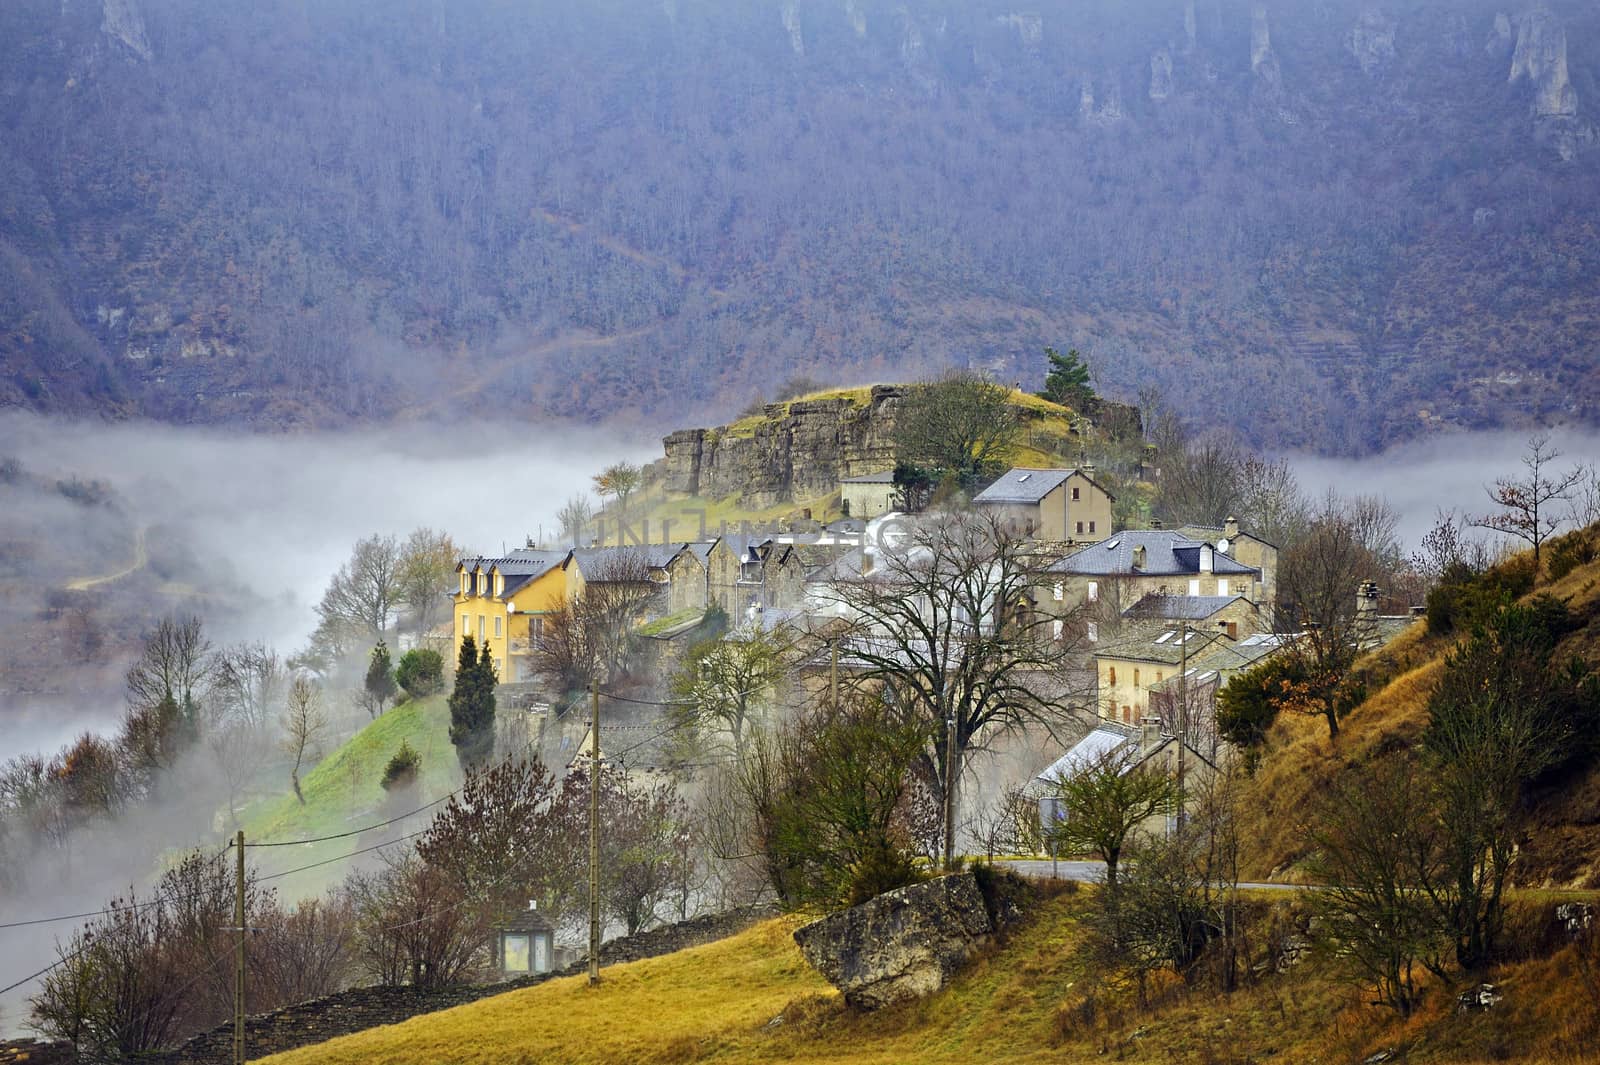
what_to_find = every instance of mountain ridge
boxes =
[1,0,1597,453]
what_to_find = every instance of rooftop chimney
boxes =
[1140,716,1163,755]
[1224,515,1240,541]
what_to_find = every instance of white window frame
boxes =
[1217,578,1229,597]
[1188,579,1201,596]
[1087,581,1099,603]
[1087,620,1099,642]
[1052,581,1064,602]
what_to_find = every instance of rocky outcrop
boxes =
[1346,10,1396,75]
[1150,49,1174,100]
[792,873,997,1010]
[658,386,903,506]
[1509,8,1578,118]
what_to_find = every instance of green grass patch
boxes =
[239,695,459,899]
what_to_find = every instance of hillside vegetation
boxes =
[240,694,460,897]
[1237,534,1600,888]
[255,888,1600,1065]
[3,1,1598,452]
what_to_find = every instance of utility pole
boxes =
[1176,621,1188,833]
[829,638,839,713]
[233,829,245,1065]
[587,680,601,987]
[943,715,958,871]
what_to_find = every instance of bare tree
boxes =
[1275,506,1384,740]
[1471,434,1584,579]
[820,510,1091,867]
[557,494,596,547]
[1235,454,1307,548]
[209,641,282,732]
[125,616,214,737]
[395,527,459,635]
[282,674,327,804]
[314,533,402,646]
[345,851,483,989]
[534,551,660,689]
[1155,432,1243,527]
[1570,464,1600,530]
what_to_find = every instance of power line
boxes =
[242,794,453,849]
[0,842,236,932]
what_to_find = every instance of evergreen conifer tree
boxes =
[1037,347,1097,411]
[365,640,398,714]
[448,636,497,769]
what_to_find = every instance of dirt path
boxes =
[66,526,147,590]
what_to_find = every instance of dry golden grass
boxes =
[253,889,1579,1065]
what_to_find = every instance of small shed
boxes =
[497,906,556,976]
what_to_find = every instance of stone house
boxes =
[1095,627,1289,728]
[839,469,897,519]
[1178,517,1280,610]
[1043,530,1264,620]
[972,467,1115,542]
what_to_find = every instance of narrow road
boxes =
[66,526,147,590]
[1000,858,1310,892]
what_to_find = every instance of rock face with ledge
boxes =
[792,873,996,1010]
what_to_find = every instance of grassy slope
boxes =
[254,888,1600,1065]
[239,694,460,898]
[1237,545,1600,887]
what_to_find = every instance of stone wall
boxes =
[658,386,904,507]
[141,906,773,1065]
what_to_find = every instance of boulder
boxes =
[1458,982,1502,1013]
[792,873,995,1010]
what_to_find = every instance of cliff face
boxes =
[659,387,904,508]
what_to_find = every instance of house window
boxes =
[495,657,503,676]
[1052,619,1063,641]
[1188,579,1201,596]
[1087,621,1099,642]
[1052,581,1064,602]
[1108,666,1117,685]
[531,616,545,644]
[1087,581,1099,603]
[1072,486,1081,501]
[461,614,470,636]
[459,573,469,595]
[1088,521,1096,534]
[478,615,485,641]
[494,616,503,638]
[1133,668,1141,687]
[1218,579,1229,597]
[1076,521,1084,535]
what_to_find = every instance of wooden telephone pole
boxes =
[587,681,601,986]
[233,829,245,1065]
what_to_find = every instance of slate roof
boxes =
[840,469,895,484]
[1095,626,1218,666]
[457,550,569,598]
[1123,593,1251,622]
[972,467,1076,504]
[1037,725,1137,785]
[569,544,683,575]
[1049,530,1258,577]
[1178,524,1281,551]
[1150,633,1291,689]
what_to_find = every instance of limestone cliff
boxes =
[1509,8,1578,118]
[657,386,904,508]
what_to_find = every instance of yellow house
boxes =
[454,549,573,683]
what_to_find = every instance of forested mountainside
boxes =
[1,0,1596,453]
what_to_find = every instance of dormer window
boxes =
[460,573,469,595]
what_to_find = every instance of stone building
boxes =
[972,466,1114,542]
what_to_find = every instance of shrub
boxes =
[1547,528,1598,583]
[381,741,421,792]
[395,648,444,697]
